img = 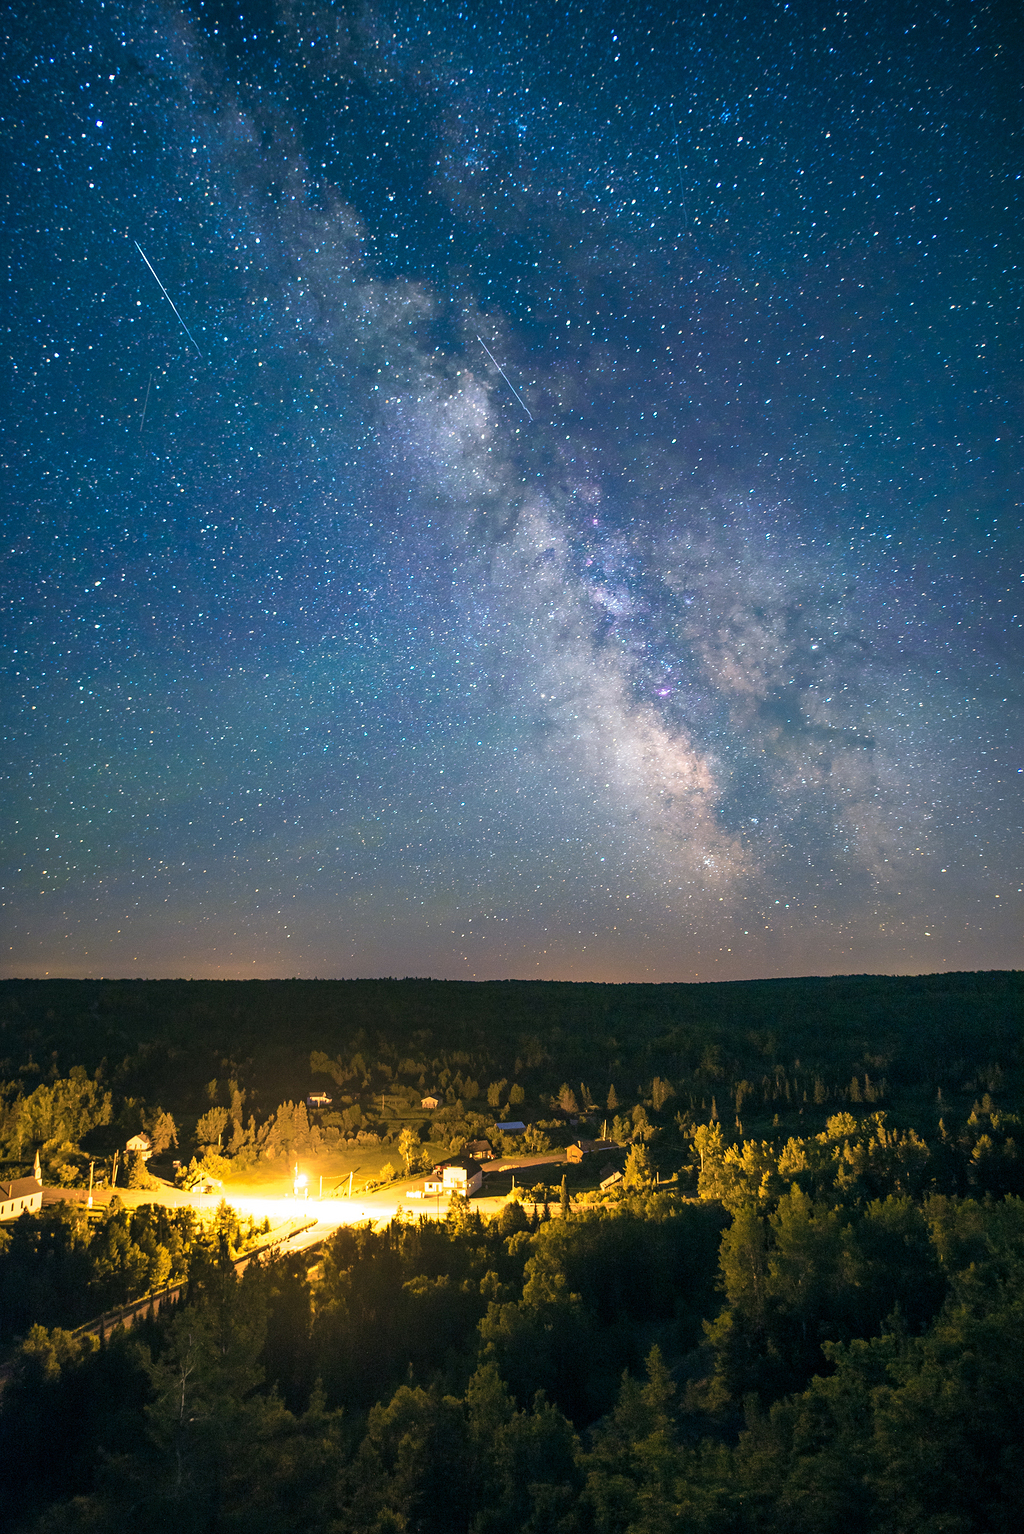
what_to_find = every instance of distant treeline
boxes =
[0,971,1021,1193]
[1,969,1021,1128]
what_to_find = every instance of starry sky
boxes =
[2,0,1021,983]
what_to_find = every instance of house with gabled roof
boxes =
[422,1157,483,1197]
[0,1176,43,1220]
[567,1137,618,1164]
[126,1132,153,1161]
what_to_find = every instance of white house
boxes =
[0,1176,43,1220]
[126,1133,153,1161]
[423,1157,483,1197]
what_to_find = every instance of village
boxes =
[0,1083,643,1381]
[0,1082,632,1255]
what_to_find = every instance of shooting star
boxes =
[476,336,532,421]
[670,104,692,226]
[134,241,203,356]
[139,372,152,433]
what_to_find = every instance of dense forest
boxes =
[0,971,1021,1531]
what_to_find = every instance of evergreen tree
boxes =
[558,1083,580,1115]
[652,1076,674,1111]
[623,1142,654,1191]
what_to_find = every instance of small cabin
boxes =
[567,1137,618,1164]
[0,1177,43,1220]
[420,1094,442,1110]
[192,1176,224,1195]
[306,1091,333,1109]
[599,1168,623,1190]
[465,1139,493,1161]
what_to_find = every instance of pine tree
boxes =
[652,1076,674,1111]
[557,1084,579,1115]
[623,1142,654,1190]
[147,1110,178,1155]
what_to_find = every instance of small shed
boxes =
[599,1167,623,1190]
[420,1094,442,1110]
[495,1120,526,1133]
[0,1176,43,1220]
[567,1137,618,1163]
[306,1091,333,1109]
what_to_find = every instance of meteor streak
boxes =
[134,241,203,356]
[477,335,532,421]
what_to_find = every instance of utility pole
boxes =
[88,1160,95,1209]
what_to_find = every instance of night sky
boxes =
[3,1,1021,982]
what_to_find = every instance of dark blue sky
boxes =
[3,0,1020,980]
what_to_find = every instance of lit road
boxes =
[95,1150,585,1249]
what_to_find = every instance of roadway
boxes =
[55,1149,605,1247]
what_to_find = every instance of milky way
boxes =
[2,1,1021,981]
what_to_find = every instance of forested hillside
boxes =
[2,971,1021,1160]
[0,972,1020,1531]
